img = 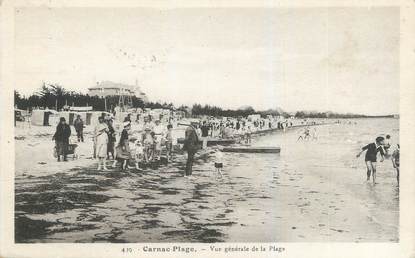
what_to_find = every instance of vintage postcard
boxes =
[0,0,414,258]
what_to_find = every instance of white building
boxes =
[88,80,148,102]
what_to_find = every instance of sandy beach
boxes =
[14,118,399,243]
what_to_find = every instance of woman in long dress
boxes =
[94,116,109,170]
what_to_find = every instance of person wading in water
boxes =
[356,136,385,185]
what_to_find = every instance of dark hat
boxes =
[60,117,66,122]
[376,136,385,143]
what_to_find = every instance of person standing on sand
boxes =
[106,118,116,160]
[200,121,210,149]
[94,116,109,170]
[356,136,385,185]
[142,127,155,163]
[52,117,71,162]
[391,144,400,186]
[183,122,200,177]
[312,127,318,140]
[165,124,174,162]
[73,115,84,142]
[214,149,224,178]
[153,119,165,161]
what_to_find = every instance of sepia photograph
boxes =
[9,4,402,245]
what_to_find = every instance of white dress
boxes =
[95,123,108,158]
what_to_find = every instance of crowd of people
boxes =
[51,112,299,175]
[51,113,399,183]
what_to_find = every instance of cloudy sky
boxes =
[14,7,399,115]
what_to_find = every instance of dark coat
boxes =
[53,123,71,143]
[73,118,84,131]
[183,126,200,153]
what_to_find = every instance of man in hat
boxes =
[52,117,71,162]
[183,121,200,176]
[73,114,84,142]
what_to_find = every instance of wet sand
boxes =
[14,118,399,243]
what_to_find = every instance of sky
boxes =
[14,7,399,115]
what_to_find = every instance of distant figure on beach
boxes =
[244,126,252,144]
[391,144,400,186]
[165,124,174,162]
[52,117,71,162]
[200,121,210,149]
[297,127,310,141]
[183,121,200,177]
[73,115,84,142]
[94,116,109,170]
[153,119,165,161]
[133,139,144,170]
[142,126,154,163]
[214,150,224,178]
[356,136,385,185]
[124,114,132,123]
[312,128,318,140]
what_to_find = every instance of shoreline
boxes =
[13,119,399,243]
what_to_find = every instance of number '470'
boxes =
[122,248,133,253]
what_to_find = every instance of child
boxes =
[112,122,131,171]
[214,150,224,177]
[134,139,144,169]
[356,136,385,184]
[142,127,154,163]
[383,134,392,157]
[245,126,252,144]
[165,124,174,162]
[391,144,400,186]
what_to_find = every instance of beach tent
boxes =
[31,109,59,126]
[85,112,93,125]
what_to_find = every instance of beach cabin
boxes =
[31,109,59,126]
[68,106,93,125]
[248,114,261,122]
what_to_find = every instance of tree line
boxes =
[14,83,179,113]
[15,84,374,119]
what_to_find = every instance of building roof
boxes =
[88,81,135,91]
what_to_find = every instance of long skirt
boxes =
[96,134,108,158]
